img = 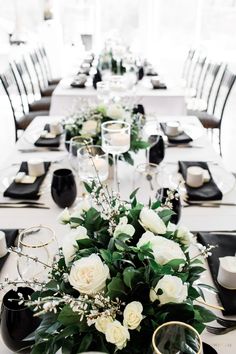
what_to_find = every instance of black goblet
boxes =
[149,135,165,165]
[51,168,77,208]
[157,187,181,224]
[1,287,41,353]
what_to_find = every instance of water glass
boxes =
[17,225,57,283]
[51,168,77,208]
[96,81,110,103]
[78,145,109,183]
[133,163,160,205]
[101,121,130,189]
[152,321,203,354]
[69,136,93,173]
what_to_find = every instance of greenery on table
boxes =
[64,103,149,165]
[26,181,216,354]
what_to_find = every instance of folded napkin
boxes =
[0,229,19,272]
[160,123,192,144]
[197,231,236,316]
[178,161,223,201]
[3,162,50,200]
[152,83,167,89]
[35,124,61,148]
[71,81,86,88]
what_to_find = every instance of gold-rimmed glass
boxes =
[152,321,203,354]
[16,225,58,284]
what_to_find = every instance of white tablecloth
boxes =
[50,77,187,116]
[0,115,236,353]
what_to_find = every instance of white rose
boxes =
[176,226,195,246]
[150,275,188,305]
[68,254,110,295]
[81,120,98,135]
[167,222,177,233]
[105,320,130,350]
[137,233,185,265]
[140,207,166,235]
[123,301,143,330]
[62,226,89,266]
[95,315,113,333]
[58,208,71,224]
[114,216,135,238]
[107,104,125,120]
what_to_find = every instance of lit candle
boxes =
[111,132,130,146]
[28,159,45,177]
[88,156,108,176]
[217,256,236,289]
[0,231,8,258]
[186,166,204,188]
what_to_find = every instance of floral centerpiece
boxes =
[25,181,215,354]
[65,102,148,165]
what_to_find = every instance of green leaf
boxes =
[194,305,216,323]
[123,267,141,288]
[129,188,139,200]
[100,249,113,263]
[76,333,93,353]
[151,200,161,209]
[83,182,92,193]
[76,238,94,249]
[197,283,218,293]
[158,209,175,224]
[107,276,127,298]
[58,305,80,326]
[31,342,48,354]
[114,238,130,251]
[165,258,186,270]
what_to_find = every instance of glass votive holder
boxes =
[69,136,93,173]
[101,120,130,155]
[78,145,109,183]
[133,163,160,205]
[152,321,203,354]
[96,81,110,102]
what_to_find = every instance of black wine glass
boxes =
[51,168,77,208]
[1,287,41,353]
[149,135,165,165]
[156,187,181,224]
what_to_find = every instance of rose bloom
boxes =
[123,301,143,330]
[139,207,166,234]
[106,103,125,120]
[62,226,89,266]
[137,231,186,265]
[176,226,195,246]
[105,320,130,350]
[81,120,98,135]
[150,275,188,305]
[58,208,71,224]
[95,315,113,334]
[114,216,135,238]
[68,254,110,295]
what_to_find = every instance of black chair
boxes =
[192,68,236,153]
[29,50,56,97]
[187,61,221,112]
[182,49,196,87]
[37,46,61,85]
[0,79,18,142]
[0,67,49,136]
[13,59,51,112]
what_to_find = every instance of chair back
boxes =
[14,59,37,105]
[213,68,236,123]
[23,54,42,99]
[0,76,18,141]
[29,50,48,91]
[37,46,52,82]
[0,67,25,121]
[200,61,221,107]
[182,48,195,83]
[188,54,206,93]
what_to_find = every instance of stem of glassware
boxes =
[146,147,150,163]
[113,153,119,191]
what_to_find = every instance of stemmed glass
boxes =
[96,81,110,104]
[101,121,130,190]
[133,163,160,205]
[69,136,93,173]
[142,115,164,164]
[152,321,203,354]
[77,145,109,183]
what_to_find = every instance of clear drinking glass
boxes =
[152,321,203,354]
[96,81,110,103]
[101,121,130,189]
[78,145,109,183]
[69,136,93,173]
[17,225,58,284]
[133,163,160,205]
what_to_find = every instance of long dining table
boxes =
[49,76,187,116]
[0,115,236,353]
